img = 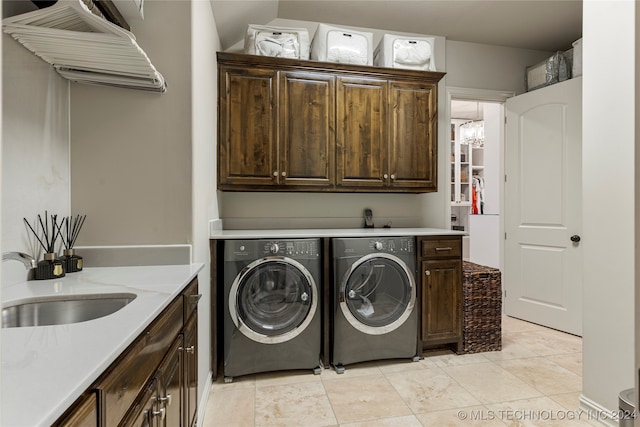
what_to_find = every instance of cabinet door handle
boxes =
[158,393,172,406]
[390,174,395,180]
[281,171,287,177]
[273,171,279,177]
[435,247,453,251]
[152,407,166,420]
[180,345,195,354]
[425,270,430,276]
[383,173,389,179]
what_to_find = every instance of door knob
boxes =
[570,235,581,243]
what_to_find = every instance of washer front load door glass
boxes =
[341,253,415,335]
[232,258,317,344]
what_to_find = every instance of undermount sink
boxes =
[1,293,137,328]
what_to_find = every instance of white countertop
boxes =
[210,227,465,239]
[1,263,204,427]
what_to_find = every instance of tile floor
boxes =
[202,316,601,426]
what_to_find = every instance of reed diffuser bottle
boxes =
[24,212,65,280]
[59,215,86,273]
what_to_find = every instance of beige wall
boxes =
[70,1,193,246]
[1,26,70,287]
[445,40,550,95]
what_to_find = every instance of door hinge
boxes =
[504,174,507,183]
[504,289,507,298]
[504,232,507,240]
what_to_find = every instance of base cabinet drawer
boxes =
[420,239,462,258]
[52,392,97,427]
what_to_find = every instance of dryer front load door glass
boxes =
[237,260,314,337]
[343,257,413,328]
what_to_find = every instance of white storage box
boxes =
[244,24,310,59]
[310,23,373,65]
[572,38,582,77]
[525,51,571,91]
[374,33,436,71]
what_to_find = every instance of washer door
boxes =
[340,253,416,335]
[229,256,318,344]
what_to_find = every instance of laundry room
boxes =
[1,1,637,427]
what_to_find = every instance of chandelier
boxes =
[460,120,484,147]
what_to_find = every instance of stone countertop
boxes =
[1,263,204,427]
[210,227,465,239]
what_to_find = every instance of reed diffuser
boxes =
[23,211,65,280]
[59,215,86,273]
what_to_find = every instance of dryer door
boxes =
[229,256,318,344]
[340,253,416,335]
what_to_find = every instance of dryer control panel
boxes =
[260,239,319,259]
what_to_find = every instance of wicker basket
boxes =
[462,261,502,353]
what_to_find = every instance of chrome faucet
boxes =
[1,252,37,269]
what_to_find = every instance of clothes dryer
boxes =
[223,238,322,382]
[332,236,418,373]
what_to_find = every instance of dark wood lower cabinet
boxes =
[418,236,463,353]
[54,279,199,427]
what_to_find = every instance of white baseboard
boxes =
[579,394,619,427]
[196,371,214,427]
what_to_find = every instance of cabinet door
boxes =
[182,314,198,427]
[218,66,278,187]
[389,81,438,190]
[421,259,461,344]
[336,76,388,188]
[157,338,183,427]
[121,379,158,427]
[280,71,335,187]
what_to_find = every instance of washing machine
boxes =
[331,236,418,372]
[223,238,322,382]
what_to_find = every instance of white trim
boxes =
[578,393,619,427]
[445,86,514,272]
[209,219,223,234]
[195,371,213,427]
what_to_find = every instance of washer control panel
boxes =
[225,239,320,260]
[368,237,414,254]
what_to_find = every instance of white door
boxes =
[504,77,582,336]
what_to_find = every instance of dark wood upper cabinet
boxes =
[336,76,387,188]
[389,80,438,190]
[217,52,445,193]
[281,71,335,186]
[218,66,278,187]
